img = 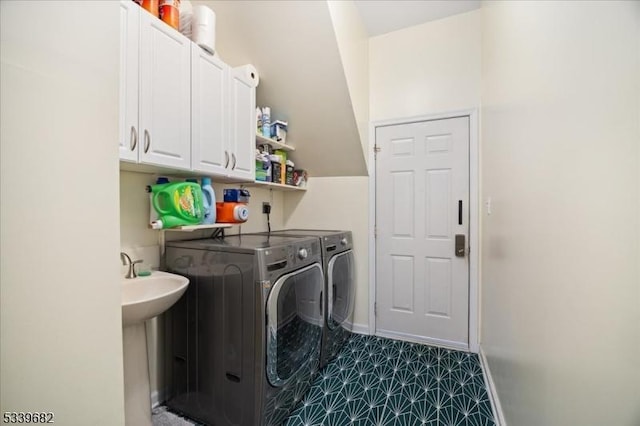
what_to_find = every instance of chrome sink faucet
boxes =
[120,252,143,279]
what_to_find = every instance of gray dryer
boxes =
[163,234,324,426]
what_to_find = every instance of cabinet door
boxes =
[227,68,256,181]
[119,0,139,162]
[138,10,191,169]
[191,45,228,175]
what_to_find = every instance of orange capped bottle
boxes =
[140,0,159,17]
[159,0,180,30]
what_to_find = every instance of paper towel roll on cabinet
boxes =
[179,0,193,38]
[192,5,216,55]
[235,64,260,88]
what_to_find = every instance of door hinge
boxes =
[374,145,381,153]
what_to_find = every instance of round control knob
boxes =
[340,238,348,246]
[298,248,308,260]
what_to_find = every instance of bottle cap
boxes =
[202,177,212,186]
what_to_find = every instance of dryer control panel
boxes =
[257,237,321,282]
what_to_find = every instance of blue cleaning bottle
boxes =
[201,177,216,224]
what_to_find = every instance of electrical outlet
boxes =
[262,202,271,214]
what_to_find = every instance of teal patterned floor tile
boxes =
[285,402,326,426]
[323,410,351,426]
[360,384,389,410]
[439,405,469,426]
[285,334,495,426]
[343,398,371,422]
[410,400,439,425]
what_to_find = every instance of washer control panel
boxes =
[298,248,308,260]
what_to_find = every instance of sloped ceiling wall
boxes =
[327,0,370,171]
[196,0,368,177]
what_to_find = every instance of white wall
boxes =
[0,2,124,424]
[283,177,369,327]
[195,0,367,178]
[327,0,370,166]
[215,184,285,235]
[481,2,640,425]
[369,9,481,121]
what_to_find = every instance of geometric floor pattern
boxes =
[154,334,496,426]
[284,334,496,426]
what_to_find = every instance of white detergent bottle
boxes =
[262,106,271,137]
[201,177,216,224]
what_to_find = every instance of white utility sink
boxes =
[120,271,189,426]
[121,271,189,326]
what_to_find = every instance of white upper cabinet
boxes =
[119,0,139,162]
[227,68,256,181]
[119,2,191,170]
[191,45,227,175]
[138,10,191,169]
[192,56,256,182]
[119,1,256,182]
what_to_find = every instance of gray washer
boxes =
[252,230,355,368]
[163,234,324,426]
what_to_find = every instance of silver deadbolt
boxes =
[455,234,466,257]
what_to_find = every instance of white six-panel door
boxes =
[375,117,470,347]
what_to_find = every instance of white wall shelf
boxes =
[247,180,307,192]
[256,133,296,152]
[157,223,233,232]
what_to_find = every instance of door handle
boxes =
[455,234,466,257]
[224,151,230,168]
[458,200,463,225]
[231,153,237,170]
[130,126,137,151]
[143,129,150,153]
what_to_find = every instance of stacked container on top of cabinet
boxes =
[119,0,258,183]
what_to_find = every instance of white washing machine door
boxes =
[266,263,324,387]
[327,250,355,330]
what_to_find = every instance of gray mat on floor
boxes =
[152,406,196,426]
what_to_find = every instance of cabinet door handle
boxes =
[144,129,150,153]
[231,153,237,170]
[130,126,138,151]
[224,151,230,168]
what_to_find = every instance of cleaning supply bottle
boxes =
[256,107,262,135]
[201,177,216,224]
[147,181,204,229]
[262,106,271,138]
[149,177,170,225]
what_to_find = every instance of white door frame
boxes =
[368,109,480,353]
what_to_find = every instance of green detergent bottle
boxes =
[147,182,204,229]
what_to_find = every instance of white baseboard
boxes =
[150,390,165,409]
[375,329,469,352]
[478,346,507,426]
[350,322,371,335]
